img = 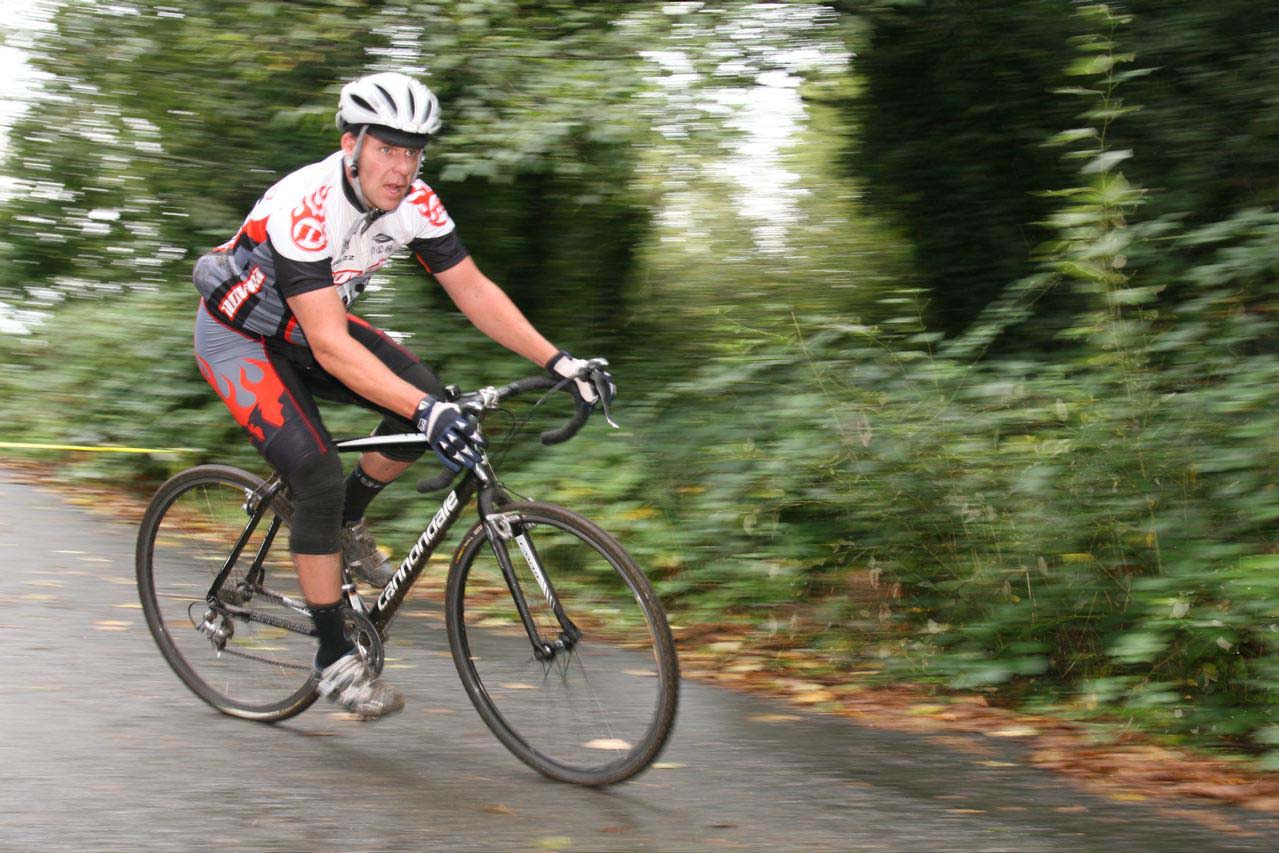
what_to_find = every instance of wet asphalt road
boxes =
[3,469,1279,852]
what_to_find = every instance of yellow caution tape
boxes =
[0,441,199,455]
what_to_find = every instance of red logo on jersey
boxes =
[290,186,330,251]
[408,185,448,227]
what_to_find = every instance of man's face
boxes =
[341,131,422,210]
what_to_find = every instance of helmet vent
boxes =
[337,72,441,139]
[373,83,398,114]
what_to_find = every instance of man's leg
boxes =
[288,449,404,717]
[194,304,404,718]
[294,552,344,602]
[327,317,447,582]
[340,452,413,528]
[293,552,351,668]
[359,451,413,483]
[287,452,403,715]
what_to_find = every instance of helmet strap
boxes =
[344,125,375,211]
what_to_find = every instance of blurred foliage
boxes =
[833,0,1084,335]
[5,1,1279,763]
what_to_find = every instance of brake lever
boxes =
[585,358,619,429]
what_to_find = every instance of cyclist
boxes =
[190,71,614,719]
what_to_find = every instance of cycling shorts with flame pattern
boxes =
[194,300,443,553]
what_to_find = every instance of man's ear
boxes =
[340,131,357,157]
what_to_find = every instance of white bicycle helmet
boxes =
[336,71,441,209]
[336,71,441,145]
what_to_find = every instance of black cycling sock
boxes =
[342,463,389,525]
[311,600,355,668]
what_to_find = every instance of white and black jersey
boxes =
[192,151,468,345]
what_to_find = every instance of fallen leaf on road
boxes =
[482,803,516,816]
[94,620,131,631]
[791,690,836,704]
[748,714,802,723]
[652,762,685,770]
[988,726,1038,738]
[584,738,631,750]
[979,761,1018,768]
[328,712,363,722]
[1243,797,1279,813]
[781,680,827,693]
[709,641,742,652]
[534,836,572,850]
[946,808,986,815]
[726,661,766,673]
[1173,783,1253,804]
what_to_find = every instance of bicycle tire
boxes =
[445,501,679,786]
[136,464,319,721]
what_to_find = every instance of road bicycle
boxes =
[135,374,679,787]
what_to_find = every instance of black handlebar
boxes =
[539,403,591,446]
[415,374,592,493]
[416,468,459,494]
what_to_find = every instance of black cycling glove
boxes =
[414,395,486,472]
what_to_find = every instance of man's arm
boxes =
[285,287,426,418]
[433,257,558,367]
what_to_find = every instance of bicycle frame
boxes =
[208,431,580,661]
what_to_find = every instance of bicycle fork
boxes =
[484,511,581,661]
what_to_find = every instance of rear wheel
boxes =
[446,501,679,786]
[136,465,318,721]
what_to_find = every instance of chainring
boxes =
[344,608,385,675]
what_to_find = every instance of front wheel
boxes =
[445,501,679,786]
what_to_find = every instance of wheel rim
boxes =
[142,473,316,715]
[453,512,676,781]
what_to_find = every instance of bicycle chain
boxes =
[215,644,314,673]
